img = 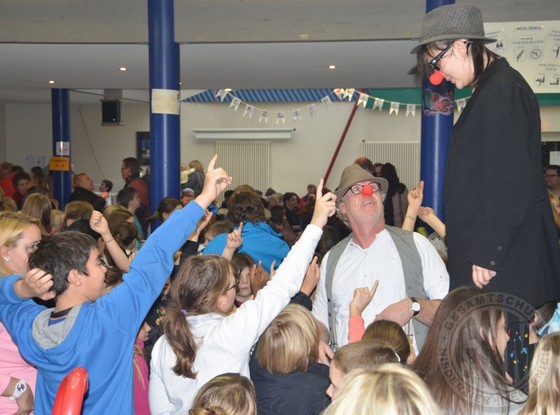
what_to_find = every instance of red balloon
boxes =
[429,70,445,85]
[361,184,373,196]
[52,367,89,415]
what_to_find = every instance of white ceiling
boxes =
[1,0,558,104]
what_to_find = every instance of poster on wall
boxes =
[485,20,560,93]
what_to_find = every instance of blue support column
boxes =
[148,0,181,227]
[51,89,72,210]
[420,0,454,222]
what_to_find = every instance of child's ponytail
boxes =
[163,255,232,378]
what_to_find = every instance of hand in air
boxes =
[407,181,424,208]
[196,155,233,208]
[310,179,337,228]
[89,210,109,236]
[300,256,320,296]
[225,222,243,251]
[349,280,379,316]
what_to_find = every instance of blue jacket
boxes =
[204,222,290,271]
[0,201,204,414]
[249,354,331,415]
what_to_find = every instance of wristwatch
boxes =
[410,297,421,317]
[9,379,27,400]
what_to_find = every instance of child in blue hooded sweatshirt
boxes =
[0,155,232,414]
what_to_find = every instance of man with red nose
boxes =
[312,164,449,363]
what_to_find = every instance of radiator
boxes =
[360,141,420,189]
[216,141,271,196]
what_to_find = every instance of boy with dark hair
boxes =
[0,156,232,414]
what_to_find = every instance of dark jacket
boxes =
[68,187,105,211]
[249,355,330,415]
[445,58,560,308]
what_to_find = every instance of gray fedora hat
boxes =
[411,4,496,53]
[335,164,388,200]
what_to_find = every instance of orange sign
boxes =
[49,157,70,171]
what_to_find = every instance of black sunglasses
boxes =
[429,43,453,71]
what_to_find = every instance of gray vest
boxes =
[325,226,429,350]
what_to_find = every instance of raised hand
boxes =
[310,179,337,228]
[225,222,243,251]
[221,222,243,260]
[188,210,214,242]
[407,180,424,208]
[349,280,379,316]
[89,210,109,236]
[300,256,320,296]
[196,154,233,209]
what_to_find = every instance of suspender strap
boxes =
[325,233,353,351]
[386,226,429,349]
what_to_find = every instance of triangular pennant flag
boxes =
[308,103,317,117]
[456,98,467,113]
[357,93,369,108]
[292,109,302,121]
[389,102,400,115]
[373,98,384,111]
[344,88,356,101]
[406,104,416,118]
[243,105,255,118]
[333,88,344,100]
[215,89,228,102]
[276,112,286,124]
[259,110,269,123]
[229,97,241,111]
[321,95,333,106]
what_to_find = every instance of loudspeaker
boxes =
[101,100,122,124]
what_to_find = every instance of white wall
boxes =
[541,107,560,132]
[3,95,560,196]
[181,101,421,193]
[5,102,149,191]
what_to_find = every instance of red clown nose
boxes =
[361,184,373,196]
[429,70,445,86]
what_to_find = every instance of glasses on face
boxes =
[544,174,559,178]
[226,279,239,292]
[429,43,453,71]
[25,241,40,254]
[345,182,381,197]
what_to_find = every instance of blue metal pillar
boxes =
[147,0,181,224]
[51,89,72,210]
[420,0,454,222]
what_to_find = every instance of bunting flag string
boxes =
[406,104,416,118]
[210,88,471,122]
[373,98,385,112]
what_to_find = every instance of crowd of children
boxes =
[0,154,558,415]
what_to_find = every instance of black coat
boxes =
[68,187,105,211]
[445,58,560,308]
[249,355,330,415]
